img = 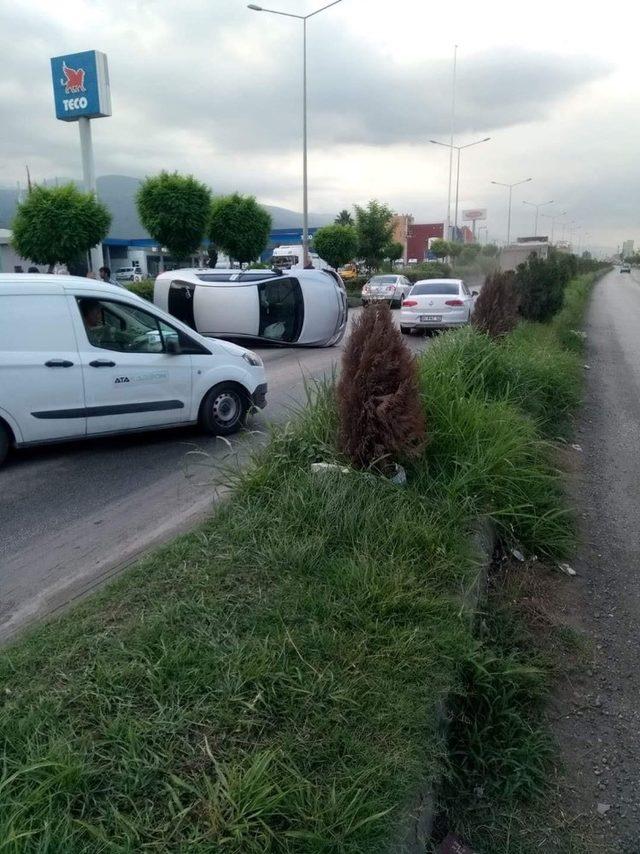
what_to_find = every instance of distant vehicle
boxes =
[361,274,412,308]
[271,245,331,271]
[338,263,359,281]
[115,266,143,283]
[620,264,631,273]
[154,268,348,347]
[400,278,477,334]
[0,275,268,466]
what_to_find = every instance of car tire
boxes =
[200,383,248,436]
[400,326,412,335]
[0,422,9,467]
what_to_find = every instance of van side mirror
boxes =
[166,338,181,355]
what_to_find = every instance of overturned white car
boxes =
[154,268,348,347]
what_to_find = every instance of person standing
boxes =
[98,266,125,288]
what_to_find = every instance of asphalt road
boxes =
[552,266,640,848]
[0,309,431,642]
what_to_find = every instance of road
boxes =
[553,267,640,849]
[0,310,430,642]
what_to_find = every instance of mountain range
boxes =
[0,175,331,238]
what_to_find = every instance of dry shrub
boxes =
[472,271,520,338]
[337,304,426,472]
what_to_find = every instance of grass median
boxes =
[0,276,595,851]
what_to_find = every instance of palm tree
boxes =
[334,209,354,226]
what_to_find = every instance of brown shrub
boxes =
[471,271,520,338]
[337,304,426,473]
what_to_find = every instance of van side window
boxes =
[77,298,168,353]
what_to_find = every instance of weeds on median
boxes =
[0,275,598,850]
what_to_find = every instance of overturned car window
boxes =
[258,277,304,343]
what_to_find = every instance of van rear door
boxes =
[0,292,86,443]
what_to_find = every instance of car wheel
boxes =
[400,326,412,335]
[0,422,9,467]
[200,383,248,436]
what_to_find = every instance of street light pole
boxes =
[431,136,491,237]
[248,1,342,268]
[445,44,458,241]
[540,210,567,244]
[491,177,533,245]
[522,199,554,236]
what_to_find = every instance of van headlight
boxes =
[243,351,263,368]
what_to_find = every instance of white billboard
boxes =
[463,208,487,221]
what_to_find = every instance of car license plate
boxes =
[420,314,442,322]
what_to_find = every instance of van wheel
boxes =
[200,384,248,436]
[0,423,9,467]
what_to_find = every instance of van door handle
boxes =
[89,359,116,368]
[45,359,74,368]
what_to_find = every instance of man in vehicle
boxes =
[79,298,133,350]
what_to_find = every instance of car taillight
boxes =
[403,299,418,307]
[445,299,464,306]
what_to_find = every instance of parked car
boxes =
[620,264,631,273]
[154,268,348,348]
[115,266,143,283]
[0,275,267,467]
[400,278,477,334]
[361,274,412,308]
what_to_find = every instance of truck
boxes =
[271,245,331,272]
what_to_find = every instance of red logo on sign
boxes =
[60,62,86,94]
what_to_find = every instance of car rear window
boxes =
[370,276,396,284]
[411,283,459,295]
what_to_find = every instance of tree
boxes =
[481,243,499,257]
[429,238,450,260]
[312,224,358,270]
[337,304,426,474]
[471,271,519,338]
[354,200,394,270]
[335,209,354,226]
[136,171,211,263]
[209,193,272,265]
[516,253,566,322]
[384,241,404,263]
[11,183,111,271]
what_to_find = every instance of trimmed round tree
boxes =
[312,224,358,270]
[209,194,272,265]
[136,171,211,263]
[11,184,111,271]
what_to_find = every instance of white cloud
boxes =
[0,0,635,251]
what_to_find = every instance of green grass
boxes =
[0,275,596,851]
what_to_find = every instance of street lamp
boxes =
[522,199,554,237]
[248,1,342,267]
[540,210,567,245]
[431,137,491,238]
[491,177,532,245]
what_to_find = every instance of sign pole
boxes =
[78,117,103,273]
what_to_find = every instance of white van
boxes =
[271,245,331,271]
[0,275,267,467]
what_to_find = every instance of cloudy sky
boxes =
[0,0,637,253]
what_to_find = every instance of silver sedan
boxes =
[361,274,412,308]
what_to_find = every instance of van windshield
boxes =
[272,255,298,269]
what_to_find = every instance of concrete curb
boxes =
[392,518,496,854]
